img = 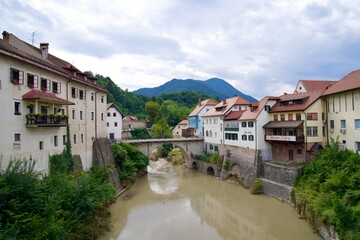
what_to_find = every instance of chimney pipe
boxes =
[198,98,202,106]
[40,43,49,59]
[2,31,10,43]
[223,99,226,104]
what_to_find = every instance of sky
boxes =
[1,0,360,100]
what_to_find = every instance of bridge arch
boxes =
[191,161,198,169]
[207,166,215,176]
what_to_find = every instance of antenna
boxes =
[31,31,36,45]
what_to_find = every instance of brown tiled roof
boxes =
[22,89,74,105]
[107,102,124,117]
[299,80,337,92]
[0,31,106,92]
[263,120,303,128]
[322,69,360,96]
[178,119,189,125]
[240,96,279,120]
[188,99,216,117]
[224,110,246,120]
[270,91,323,112]
[203,96,251,117]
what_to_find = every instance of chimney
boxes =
[223,99,226,104]
[40,43,49,59]
[2,31,10,43]
[198,98,202,106]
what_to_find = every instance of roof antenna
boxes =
[31,31,36,45]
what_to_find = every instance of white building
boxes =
[202,96,251,153]
[188,99,216,137]
[107,103,124,140]
[0,31,107,173]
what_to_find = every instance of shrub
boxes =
[251,178,263,194]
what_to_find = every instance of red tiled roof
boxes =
[188,99,216,117]
[0,31,106,92]
[322,69,360,96]
[22,89,74,105]
[299,80,337,92]
[178,119,189,125]
[203,96,252,117]
[224,110,246,120]
[270,91,323,112]
[240,96,279,120]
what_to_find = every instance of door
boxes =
[109,133,114,140]
[289,149,294,161]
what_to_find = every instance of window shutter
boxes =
[57,82,61,93]
[19,71,24,85]
[34,75,38,88]
[47,79,50,91]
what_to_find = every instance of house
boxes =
[188,99,216,137]
[322,70,360,153]
[107,103,124,140]
[122,116,149,139]
[172,119,190,138]
[202,95,251,153]
[263,80,334,162]
[0,31,107,173]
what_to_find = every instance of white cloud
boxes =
[1,0,360,100]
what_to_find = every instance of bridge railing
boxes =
[112,136,204,143]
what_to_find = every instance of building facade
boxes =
[0,31,107,173]
[107,103,124,140]
[188,99,216,137]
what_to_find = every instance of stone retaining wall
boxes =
[260,178,294,206]
[263,162,301,186]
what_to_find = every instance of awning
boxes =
[22,89,75,105]
[263,120,303,129]
[307,142,324,152]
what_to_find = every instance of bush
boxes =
[160,143,173,157]
[208,152,223,167]
[251,178,263,194]
[131,128,150,139]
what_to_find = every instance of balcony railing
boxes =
[224,127,239,131]
[26,113,68,127]
[265,134,304,143]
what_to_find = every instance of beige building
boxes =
[172,119,189,138]
[322,70,360,153]
[0,31,107,173]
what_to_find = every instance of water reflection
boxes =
[100,160,321,240]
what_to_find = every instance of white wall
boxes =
[107,106,123,140]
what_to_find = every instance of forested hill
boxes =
[93,74,215,119]
[134,77,258,102]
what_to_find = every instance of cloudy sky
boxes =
[1,0,360,100]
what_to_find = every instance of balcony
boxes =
[264,134,304,143]
[224,127,239,131]
[26,113,68,127]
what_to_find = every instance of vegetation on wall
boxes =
[160,143,174,158]
[293,141,360,239]
[131,128,151,139]
[111,143,149,181]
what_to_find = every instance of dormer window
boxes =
[10,68,24,85]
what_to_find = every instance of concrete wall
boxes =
[263,162,300,186]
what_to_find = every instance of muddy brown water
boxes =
[100,159,321,240]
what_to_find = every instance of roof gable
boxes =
[322,69,360,96]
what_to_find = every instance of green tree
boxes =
[145,101,160,125]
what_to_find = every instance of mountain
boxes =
[134,78,257,102]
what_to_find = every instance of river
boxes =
[100,159,321,240]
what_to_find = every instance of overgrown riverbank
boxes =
[293,141,360,239]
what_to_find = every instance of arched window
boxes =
[206,130,209,137]
[215,132,217,138]
[210,144,213,150]
[249,135,254,141]
[210,130,213,137]
[214,146,219,152]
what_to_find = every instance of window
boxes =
[296,113,301,121]
[356,142,360,154]
[73,134,77,144]
[79,90,85,99]
[352,92,355,111]
[27,73,38,88]
[107,122,109,127]
[264,105,270,111]
[107,112,111,117]
[14,133,21,141]
[91,92,94,101]
[330,120,334,129]
[39,141,44,150]
[210,144,213,150]
[80,110,83,120]
[113,112,116,117]
[71,87,78,98]
[288,114,293,121]
[297,149,302,155]
[249,135,254,141]
[248,122,254,128]
[114,122,118,127]
[63,135,66,145]
[40,78,50,91]
[214,146,219,152]
[307,126,318,136]
[91,112,94,120]
[54,135,58,146]
[242,134,247,141]
[101,95,104,103]
[72,109,76,119]
[101,113,104,121]
[10,68,24,85]
[14,102,21,115]
[280,114,285,121]
[341,119,346,129]
[355,119,360,129]
[241,122,247,128]
[306,113,318,120]
[52,81,61,93]
[322,112,325,122]
[81,134,84,143]
[274,115,278,121]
